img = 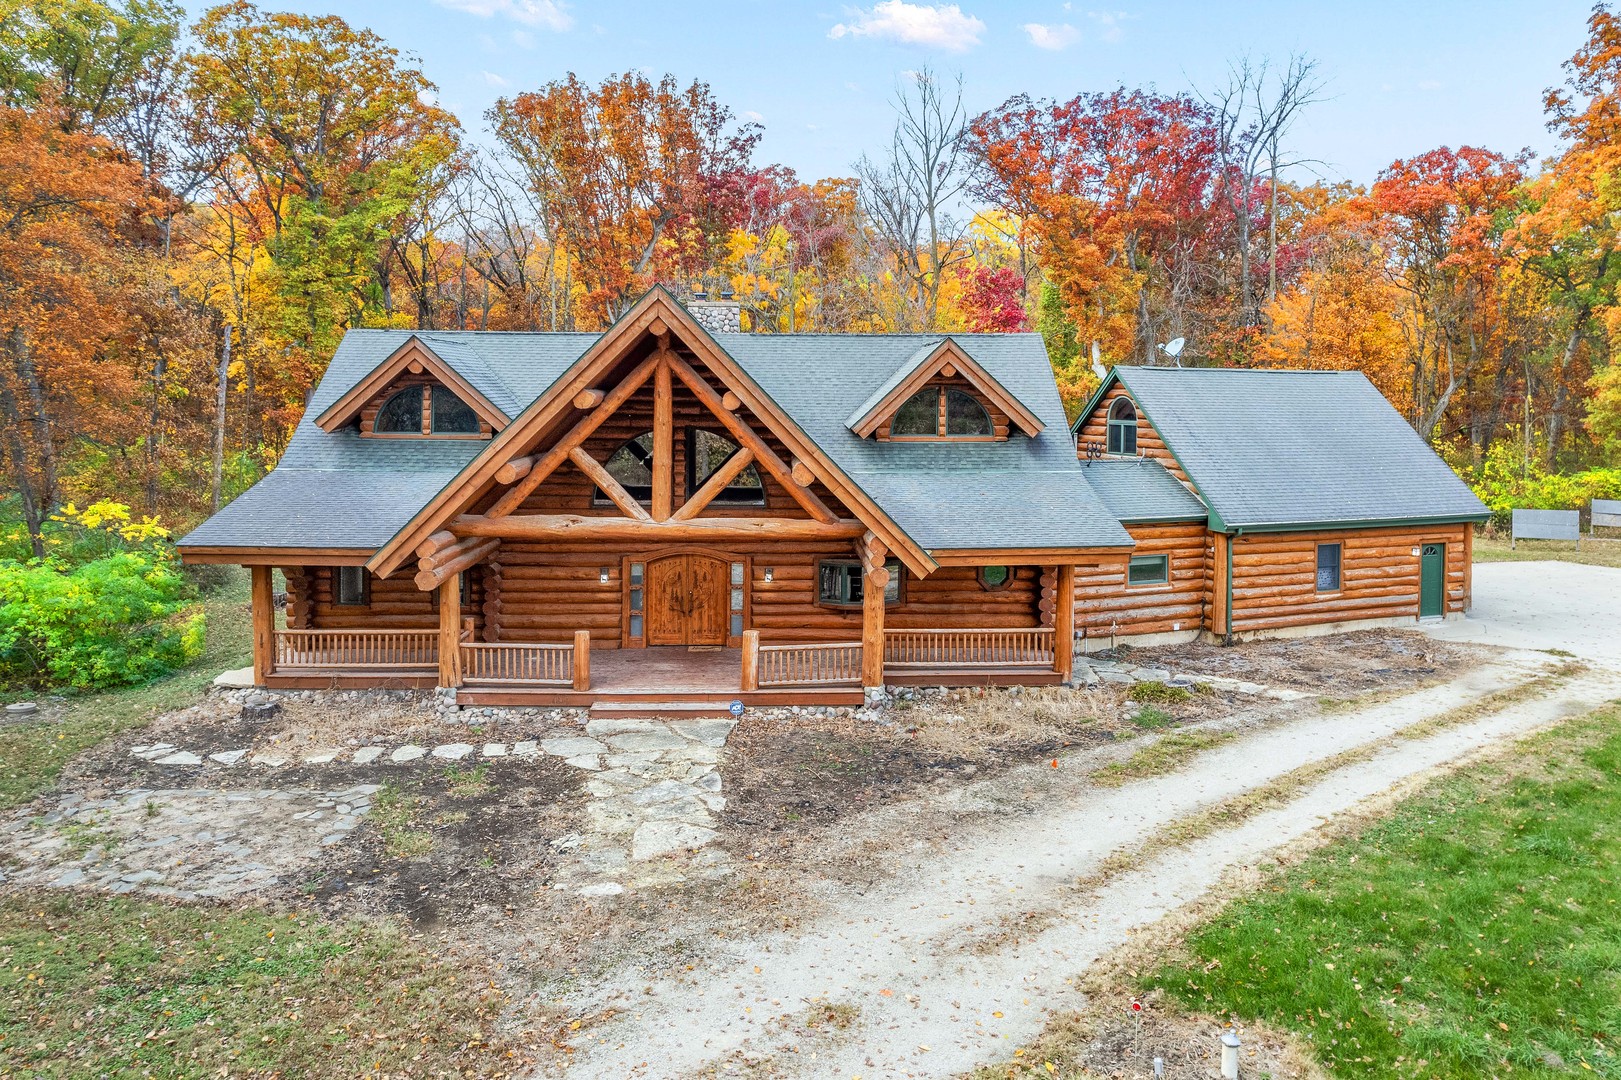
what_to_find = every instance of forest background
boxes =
[4,0,1621,686]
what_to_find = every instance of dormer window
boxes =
[1107,398,1138,455]
[888,387,994,439]
[373,384,482,435]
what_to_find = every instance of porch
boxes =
[258,623,1068,703]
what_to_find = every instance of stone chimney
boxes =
[686,282,743,334]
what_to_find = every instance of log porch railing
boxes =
[459,630,590,690]
[751,638,863,688]
[884,627,1056,669]
[273,628,439,670]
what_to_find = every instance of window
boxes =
[687,428,764,504]
[600,432,654,503]
[1316,543,1342,592]
[817,558,902,608]
[1106,397,1138,455]
[978,565,1012,590]
[459,569,473,606]
[887,386,994,438]
[1127,554,1169,586]
[372,384,481,435]
[335,566,369,606]
[627,561,645,641]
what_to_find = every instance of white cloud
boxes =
[481,70,510,87]
[510,29,534,48]
[435,0,572,32]
[743,110,765,122]
[1024,22,1080,50]
[1418,79,1442,91]
[1087,9,1129,43]
[829,1,985,51]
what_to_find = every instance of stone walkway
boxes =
[0,784,378,900]
[102,716,743,897]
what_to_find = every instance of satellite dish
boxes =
[1160,337,1186,359]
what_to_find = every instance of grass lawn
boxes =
[1145,705,1621,1079]
[0,567,253,811]
[1473,531,1621,569]
[0,892,521,1077]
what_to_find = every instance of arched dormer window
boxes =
[373,384,481,435]
[600,432,654,502]
[1106,397,1138,455]
[688,428,764,504]
[889,387,994,439]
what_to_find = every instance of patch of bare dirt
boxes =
[1132,628,1489,694]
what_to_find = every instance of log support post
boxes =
[1054,562,1076,682]
[740,629,760,691]
[652,353,673,521]
[438,576,462,688]
[572,629,591,691]
[251,564,275,685]
[860,533,888,691]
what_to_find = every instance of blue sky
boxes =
[189,0,1594,184]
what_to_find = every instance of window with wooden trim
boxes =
[888,386,994,439]
[1126,554,1168,586]
[599,432,654,504]
[687,428,764,504]
[335,566,370,606]
[977,565,1012,590]
[816,558,902,607]
[372,384,481,435]
[1316,542,1342,592]
[1107,397,1138,455]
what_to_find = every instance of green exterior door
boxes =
[1419,543,1445,618]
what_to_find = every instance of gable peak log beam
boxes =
[415,536,499,591]
[450,513,865,543]
[665,353,840,524]
[652,356,674,521]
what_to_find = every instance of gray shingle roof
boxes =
[180,324,1133,554]
[1079,459,1208,523]
[1108,366,1488,530]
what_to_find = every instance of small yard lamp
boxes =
[1220,1030,1241,1079]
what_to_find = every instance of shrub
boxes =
[1447,439,1621,530]
[0,552,205,690]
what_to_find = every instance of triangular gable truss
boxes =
[315,336,511,434]
[846,338,1045,439]
[369,288,935,580]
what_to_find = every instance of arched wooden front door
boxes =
[644,553,730,645]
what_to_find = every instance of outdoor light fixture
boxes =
[1220,1031,1241,1079]
[763,567,774,582]
[599,567,611,583]
[1411,546,1422,557]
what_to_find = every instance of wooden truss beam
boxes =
[672,447,755,521]
[486,351,661,517]
[568,446,651,521]
[665,354,839,524]
[451,513,866,543]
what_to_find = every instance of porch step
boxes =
[588,700,740,721]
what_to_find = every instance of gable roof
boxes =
[844,337,1045,438]
[313,335,518,433]
[180,291,1132,565]
[1080,459,1208,523]
[1082,366,1488,532]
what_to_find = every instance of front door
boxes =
[645,554,729,645]
[1419,543,1445,618]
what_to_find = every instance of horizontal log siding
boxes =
[302,566,483,636]
[1075,385,1189,483]
[483,547,621,645]
[1073,522,1209,638]
[494,368,849,519]
[1228,524,1470,632]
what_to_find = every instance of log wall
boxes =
[1074,385,1189,483]
[1072,521,1209,639]
[295,566,484,635]
[1227,524,1470,633]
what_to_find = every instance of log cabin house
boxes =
[177,288,1487,707]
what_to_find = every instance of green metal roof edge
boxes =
[1070,368,1121,435]
[1222,513,1488,534]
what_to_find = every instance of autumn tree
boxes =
[488,71,759,327]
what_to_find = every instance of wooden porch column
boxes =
[572,629,591,691]
[740,629,760,691]
[438,576,462,688]
[1054,562,1076,682]
[860,533,888,690]
[250,564,275,685]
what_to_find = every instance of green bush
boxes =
[1128,680,1192,704]
[1448,439,1621,530]
[0,551,205,690]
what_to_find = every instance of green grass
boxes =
[1129,680,1193,705]
[370,782,434,858]
[444,762,493,798]
[0,568,254,811]
[1093,729,1236,787]
[1129,705,1175,729]
[1473,532,1621,568]
[1146,706,1621,1079]
[0,892,514,1076]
